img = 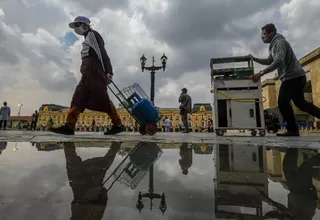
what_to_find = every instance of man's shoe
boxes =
[104,125,125,135]
[50,125,75,135]
[276,131,300,137]
[182,130,189,133]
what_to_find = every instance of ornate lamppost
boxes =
[140,54,168,104]
[17,103,23,129]
[136,164,167,214]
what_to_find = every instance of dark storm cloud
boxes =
[141,0,278,47]
[0,30,20,65]
[0,0,69,34]
[23,43,78,92]
[67,0,130,14]
[0,13,77,93]
[135,0,279,79]
[35,70,78,92]
[0,45,19,65]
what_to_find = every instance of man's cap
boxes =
[69,16,91,28]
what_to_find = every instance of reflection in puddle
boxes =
[0,141,319,219]
[64,142,118,219]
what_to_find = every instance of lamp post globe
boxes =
[139,53,168,103]
[140,54,147,72]
[160,53,168,71]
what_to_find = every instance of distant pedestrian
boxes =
[30,110,39,131]
[164,116,171,132]
[0,102,11,130]
[46,118,53,131]
[178,88,192,133]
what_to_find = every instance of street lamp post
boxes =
[17,103,23,129]
[136,164,167,214]
[140,53,168,104]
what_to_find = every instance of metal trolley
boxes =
[108,81,161,135]
[210,56,266,137]
[103,142,163,190]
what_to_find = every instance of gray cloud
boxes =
[66,0,129,14]
[140,0,278,47]
[0,46,19,65]
[0,0,69,35]
[124,0,281,83]
[0,0,319,114]
[0,164,67,220]
[0,29,20,65]
[0,17,77,93]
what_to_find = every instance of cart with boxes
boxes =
[210,56,266,136]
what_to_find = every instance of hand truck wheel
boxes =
[145,123,157,136]
[259,129,266,137]
[215,129,224,136]
[251,130,257,136]
[139,126,147,135]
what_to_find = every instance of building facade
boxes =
[37,103,214,132]
[262,47,320,122]
[7,116,32,129]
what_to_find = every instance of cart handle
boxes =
[211,89,267,103]
[210,55,254,70]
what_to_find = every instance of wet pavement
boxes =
[0,130,320,147]
[0,141,320,219]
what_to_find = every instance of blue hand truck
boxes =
[108,81,161,135]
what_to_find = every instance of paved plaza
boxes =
[0,130,319,148]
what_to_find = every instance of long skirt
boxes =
[71,57,113,113]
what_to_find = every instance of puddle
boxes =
[0,141,319,219]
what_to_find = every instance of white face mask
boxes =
[74,26,87,35]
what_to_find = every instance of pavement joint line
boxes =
[0,131,319,148]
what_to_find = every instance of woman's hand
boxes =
[107,73,113,84]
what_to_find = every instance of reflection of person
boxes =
[282,148,319,220]
[50,16,124,136]
[178,143,193,175]
[63,142,121,220]
[0,142,7,155]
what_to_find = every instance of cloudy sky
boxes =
[0,0,319,115]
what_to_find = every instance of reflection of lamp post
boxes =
[13,142,18,151]
[140,54,168,104]
[17,103,23,129]
[136,164,167,214]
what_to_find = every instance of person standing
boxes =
[164,116,171,132]
[178,88,192,133]
[46,118,53,131]
[250,23,320,137]
[0,102,11,130]
[30,110,39,131]
[50,16,124,136]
